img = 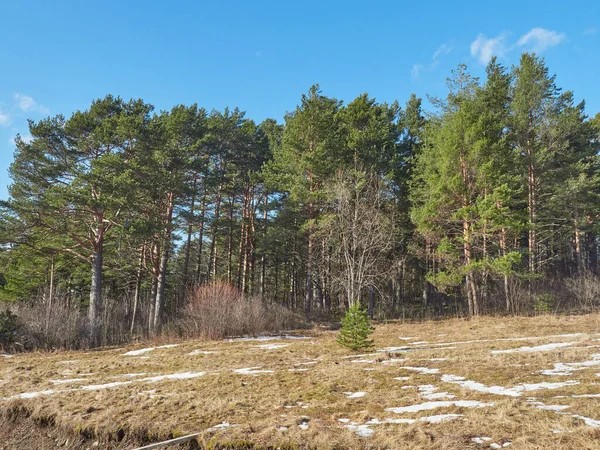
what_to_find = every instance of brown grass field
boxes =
[3,314,600,449]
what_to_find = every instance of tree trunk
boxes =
[89,245,103,347]
[195,186,207,283]
[154,194,175,331]
[130,245,144,335]
[588,230,598,275]
[180,177,197,306]
[368,285,375,319]
[208,185,223,280]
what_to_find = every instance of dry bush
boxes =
[564,273,600,312]
[179,281,305,340]
[14,297,86,350]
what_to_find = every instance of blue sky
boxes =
[0,0,598,200]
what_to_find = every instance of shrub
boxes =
[337,302,374,351]
[0,309,19,350]
[534,293,555,313]
[179,281,304,340]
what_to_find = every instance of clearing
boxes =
[2,314,600,449]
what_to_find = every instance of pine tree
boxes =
[337,302,374,351]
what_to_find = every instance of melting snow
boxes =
[441,374,578,397]
[491,342,573,354]
[233,367,274,375]
[398,337,416,341]
[0,354,13,358]
[394,377,410,381]
[417,385,455,400]
[472,437,492,444]
[122,344,178,356]
[49,378,87,384]
[225,335,309,342]
[541,354,600,376]
[400,366,440,375]
[385,400,494,413]
[350,359,376,363]
[253,343,290,350]
[344,391,367,398]
[142,371,205,382]
[82,381,132,390]
[206,422,235,432]
[188,350,217,355]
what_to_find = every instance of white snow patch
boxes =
[385,400,494,414]
[253,343,290,350]
[394,377,410,381]
[225,335,309,342]
[421,413,462,423]
[188,350,217,356]
[541,354,600,376]
[81,381,132,391]
[0,354,13,358]
[338,418,351,423]
[350,359,376,363]
[122,344,178,356]
[206,422,235,432]
[441,374,578,397]
[233,367,274,375]
[381,358,407,365]
[400,366,440,375]
[294,361,318,366]
[472,437,492,444]
[491,342,573,354]
[142,371,205,383]
[341,353,379,359]
[398,337,417,341]
[288,368,310,372]
[344,391,367,398]
[49,378,87,384]
[417,385,455,400]
[7,389,59,400]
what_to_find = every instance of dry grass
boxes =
[2,314,600,448]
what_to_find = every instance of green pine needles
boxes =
[337,303,374,351]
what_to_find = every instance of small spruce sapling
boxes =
[337,302,374,351]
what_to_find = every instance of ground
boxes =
[3,314,600,449]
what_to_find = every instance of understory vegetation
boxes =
[0,52,600,350]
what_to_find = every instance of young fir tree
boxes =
[337,302,374,351]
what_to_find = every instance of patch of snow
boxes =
[408,341,429,345]
[571,414,600,428]
[225,335,309,342]
[253,343,290,350]
[385,400,494,414]
[81,381,132,391]
[346,423,372,437]
[472,437,492,444]
[49,378,86,384]
[188,350,217,355]
[420,413,462,423]
[400,366,440,375]
[394,377,410,381]
[417,385,455,400]
[341,353,379,359]
[541,354,600,376]
[441,374,578,397]
[206,422,235,432]
[123,344,179,355]
[279,426,288,431]
[7,389,58,400]
[398,337,416,341]
[294,361,318,366]
[142,372,206,383]
[350,359,376,363]
[344,391,367,398]
[0,354,13,358]
[338,418,351,423]
[288,368,310,372]
[491,342,573,354]
[381,358,407,365]
[233,367,275,375]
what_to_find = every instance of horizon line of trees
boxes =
[1,52,599,347]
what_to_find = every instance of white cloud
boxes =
[584,27,597,36]
[433,44,452,60]
[7,132,33,145]
[0,110,10,127]
[412,43,452,79]
[412,63,423,79]
[13,93,50,115]
[517,27,565,53]
[470,33,508,65]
